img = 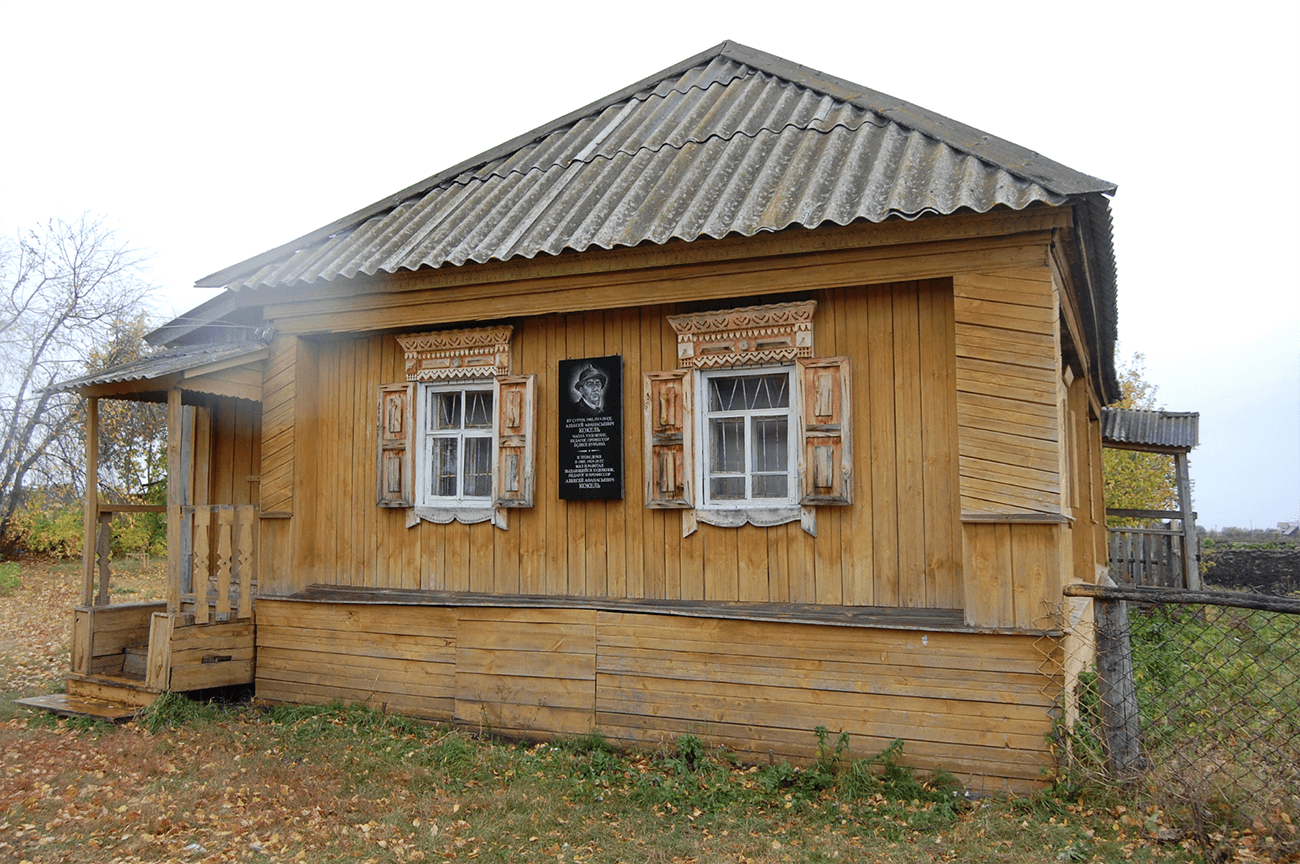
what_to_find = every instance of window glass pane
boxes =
[711,476,745,500]
[752,416,789,473]
[463,437,492,498]
[709,417,745,475]
[464,390,493,429]
[708,373,789,411]
[433,392,461,430]
[432,438,459,497]
[752,473,788,499]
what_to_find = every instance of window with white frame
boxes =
[699,366,796,507]
[417,382,495,506]
[377,326,535,526]
[643,300,852,535]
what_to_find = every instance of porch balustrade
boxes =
[1107,526,1186,588]
[181,503,257,623]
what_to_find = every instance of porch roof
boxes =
[52,341,270,401]
[1101,407,1200,453]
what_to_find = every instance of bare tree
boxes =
[0,215,154,555]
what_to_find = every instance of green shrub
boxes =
[9,493,82,558]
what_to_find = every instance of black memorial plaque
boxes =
[558,355,624,500]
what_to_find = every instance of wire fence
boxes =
[1057,585,1300,857]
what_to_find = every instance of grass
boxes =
[0,698,1213,863]
[0,561,19,596]
[1060,601,1300,858]
[0,558,1281,861]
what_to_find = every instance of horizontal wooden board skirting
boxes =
[254,597,1063,792]
[275,585,1061,636]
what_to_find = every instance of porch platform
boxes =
[287,585,1058,635]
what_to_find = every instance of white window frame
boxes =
[695,364,798,510]
[414,380,495,509]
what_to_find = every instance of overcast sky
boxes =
[1,0,1296,531]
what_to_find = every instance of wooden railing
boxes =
[1107,526,1186,588]
[182,504,257,623]
[85,504,166,607]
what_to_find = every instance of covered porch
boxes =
[17,342,269,720]
[1101,407,1201,589]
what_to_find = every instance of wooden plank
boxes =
[962,522,1014,628]
[920,280,960,609]
[469,523,495,594]
[511,321,539,594]
[639,311,665,600]
[256,678,453,720]
[319,340,339,584]
[1010,523,1056,630]
[258,599,458,635]
[867,284,898,605]
[215,508,233,619]
[544,318,567,596]
[736,524,768,602]
[842,285,873,606]
[703,524,738,602]
[145,612,174,690]
[258,626,455,664]
[595,652,1058,707]
[893,283,926,607]
[268,234,1051,335]
[81,397,99,607]
[620,309,643,599]
[166,389,183,613]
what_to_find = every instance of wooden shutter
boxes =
[797,357,852,505]
[377,383,414,507]
[643,370,694,508]
[493,374,536,507]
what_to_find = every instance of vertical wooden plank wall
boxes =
[289,281,962,610]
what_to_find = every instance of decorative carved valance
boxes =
[667,301,816,369]
[396,326,513,381]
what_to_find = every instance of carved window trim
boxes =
[396,325,513,382]
[382,326,532,531]
[667,301,816,370]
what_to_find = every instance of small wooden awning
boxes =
[1100,407,1201,589]
[53,341,268,403]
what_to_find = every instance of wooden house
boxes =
[33,42,1122,792]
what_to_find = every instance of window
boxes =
[644,301,852,535]
[377,326,535,526]
[700,367,796,507]
[418,384,494,505]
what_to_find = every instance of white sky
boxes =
[1,0,1296,531]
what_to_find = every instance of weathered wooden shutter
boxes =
[493,374,536,507]
[377,383,414,507]
[797,357,852,505]
[643,370,694,508]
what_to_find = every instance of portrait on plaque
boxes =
[558,355,623,499]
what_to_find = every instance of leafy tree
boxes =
[1103,353,1179,525]
[0,216,154,556]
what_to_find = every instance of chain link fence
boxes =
[1055,584,1300,857]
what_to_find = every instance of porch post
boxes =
[80,397,99,607]
[166,388,183,613]
[1175,452,1199,590]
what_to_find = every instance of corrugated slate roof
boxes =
[198,42,1115,293]
[53,342,269,395]
[1101,408,1200,451]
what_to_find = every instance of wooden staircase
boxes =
[15,655,162,722]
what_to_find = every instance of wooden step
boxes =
[13,693,142,723]
[122,645,148,679]
[65,672,162,708]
